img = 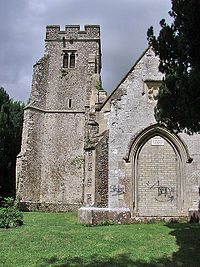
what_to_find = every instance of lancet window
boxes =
[63,51,76,68]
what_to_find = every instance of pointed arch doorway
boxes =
[125,125,190,217]
[136,135,179,216]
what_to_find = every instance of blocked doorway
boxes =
[135,135,179,216]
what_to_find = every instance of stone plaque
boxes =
[151,138,164,146]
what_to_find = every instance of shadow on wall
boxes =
[40,222,200,267]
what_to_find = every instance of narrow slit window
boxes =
[68,99,72,108]
[62,37,66,48]
[95,58,97,73]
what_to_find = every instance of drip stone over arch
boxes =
[124,124,192,164]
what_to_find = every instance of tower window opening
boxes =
[63,51,76,68]
[62,37,66,48]
[63,53,68,68]
[95,58,97,74]
[70,53,75,68]
[68,99,72,108]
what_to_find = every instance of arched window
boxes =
[63,53,68,68]
[70,53,75,68]
[63,51,76,68]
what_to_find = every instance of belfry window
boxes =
[63,51,76,68]
[70,53,75,68]
[63,53,68,68]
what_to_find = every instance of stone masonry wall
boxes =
[95,130,109,207]
[18,25,101,208]
[17,109,44,202]
[39,112,85,204]
[107,48,164,211]
[104,47,199,216]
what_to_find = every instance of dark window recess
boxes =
[63,52,76,68]
[68,99,72,108]
[62,37,66,48]
[95,58,97,73]
[70,53,75,68]
[63,53,68,68]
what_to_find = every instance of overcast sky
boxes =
[0,0,172,103]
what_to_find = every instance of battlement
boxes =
[46,25,100,40]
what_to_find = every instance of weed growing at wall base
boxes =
[0,197,23,228]
[0,207,23,228]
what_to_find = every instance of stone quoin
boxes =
[16,25,200,223]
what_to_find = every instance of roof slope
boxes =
[98,46,150,110]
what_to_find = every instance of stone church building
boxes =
[16,25,200,223]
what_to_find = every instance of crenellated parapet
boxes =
[46,25,100,40]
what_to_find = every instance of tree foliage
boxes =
[0,87,24,198]
[147,0,200,134]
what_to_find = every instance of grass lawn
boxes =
[0,212,200,267]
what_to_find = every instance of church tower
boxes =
[16,25,102,210]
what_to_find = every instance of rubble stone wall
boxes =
[17,25,101,208]
[105,48,200,217]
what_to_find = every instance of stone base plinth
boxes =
[18,201,80,212]
[130,216,188,223]
[78,207,131,225]
[78,207,189,224]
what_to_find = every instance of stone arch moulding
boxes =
[124,124,192,164]
[123,124,193,216]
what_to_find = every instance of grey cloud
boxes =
[0,0,172,102]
